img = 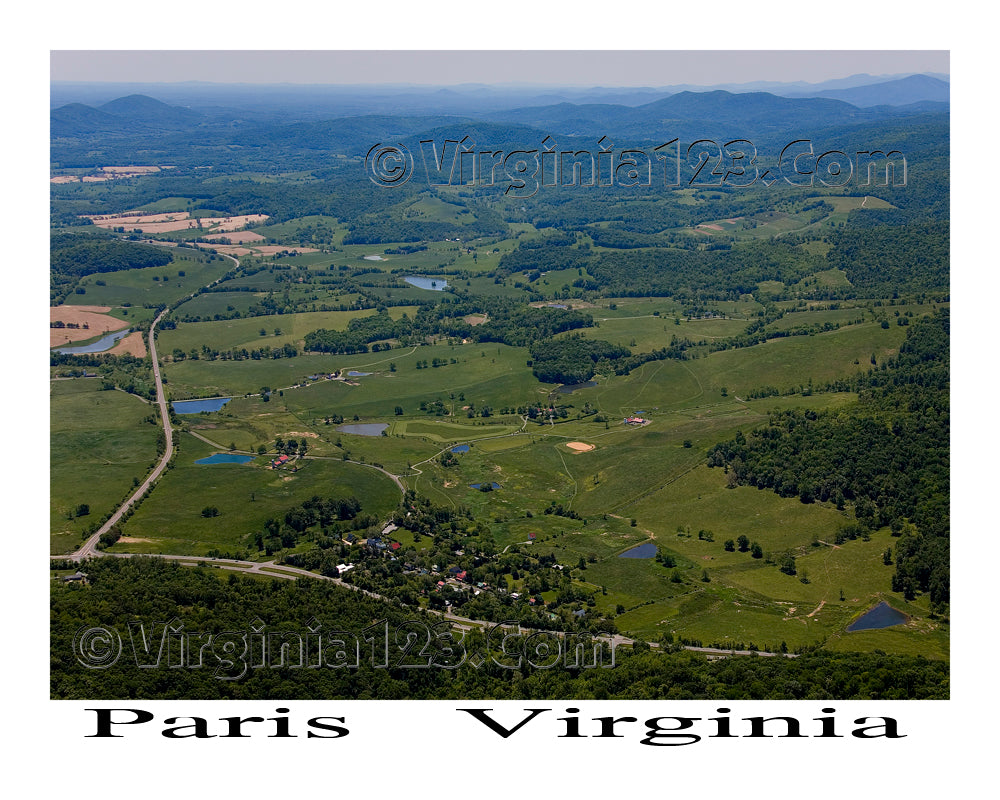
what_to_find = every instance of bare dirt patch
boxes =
[698,223,724,231]
[283,431,319,439]
[50,306,127,347]
[565,441,595,452]
[118,536,155,543]
[107,331,146,357]
[203,231,266,243]
[464,314,488,326]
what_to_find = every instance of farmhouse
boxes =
[271,454,291,468]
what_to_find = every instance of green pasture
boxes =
[161,306,419,353]
[50,380,161,554]
[113,432,401,556]
[66,248,232,308]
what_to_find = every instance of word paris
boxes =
[87,707,902,745]
[366,137,907,195]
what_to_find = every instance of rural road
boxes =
[73,304,174,558]
[71,255,239,559]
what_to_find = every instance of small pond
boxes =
[470,482,501,490]
[846,601,909,632]
[363,254,385,261]
[172,398,231,414]
[52,329,129,355]
[619,542,657,559]
[451,444,470,453]
[403,276,449,291]
[195,453,255,465]
[346,371,372,377]
[558,381,597,394]
[546,303,569,309]
[337,423,388,436]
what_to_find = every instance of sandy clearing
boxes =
[464,314,488,326]
[107,331,146,357]
[50,306,128,346]
[566,441,595,452]
[203,231,266,242]
[118,536,156,543]
[283,431,319,439]
[698,223,724,231]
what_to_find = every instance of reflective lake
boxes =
[195,453,254,465]
[470,482,501,490]
[346,371,372,377]
[172,398,231,414]
[847,601,909,631]
[619,542,657,559]
[337,423,388,436]
[558,381,597,394]
[451,444,470,453]
[403,276,449,291]
[52,329,129,354]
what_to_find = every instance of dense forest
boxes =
[707,310,949,611]
[51,558,948,699]
[51,232,174,276]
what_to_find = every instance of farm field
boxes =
[159,306,420,353]
[50,380,161,554]
[109,433,401,557]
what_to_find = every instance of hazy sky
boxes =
[50,50,949,87]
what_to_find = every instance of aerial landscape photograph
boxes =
[47,48,951,703]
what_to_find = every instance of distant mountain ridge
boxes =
[787,74,949,107]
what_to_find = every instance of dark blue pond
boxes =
[172,398,231,414]
[346,371,371,377]
[403,276,449,291]
[619,542,657,559]
[470,482,501,490]
[52,329,130,354]
[546,303,569,309]
[451,444,470,453]
[338,423,388,436]
[847,601,909,632]
[558,381,597,394]
[195,453,254,465]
